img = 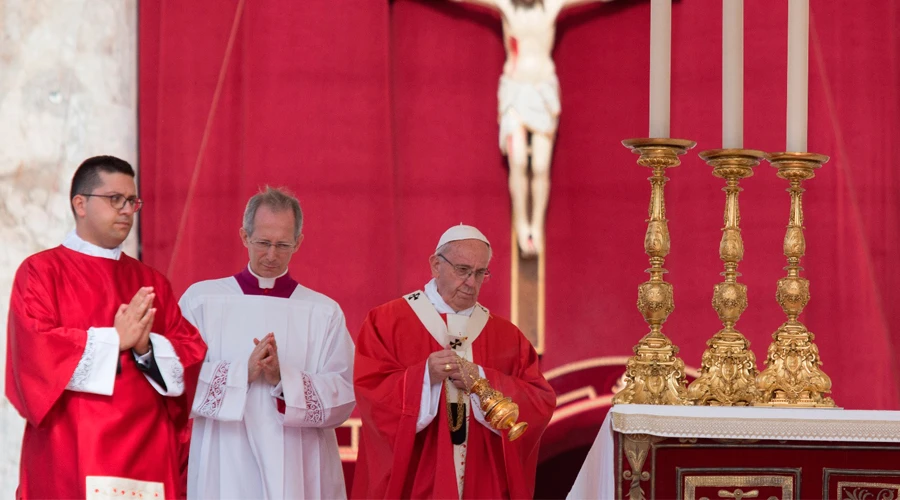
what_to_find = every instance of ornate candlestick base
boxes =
[688,149,766,406]
[614,138,696,406]
[756,152,836,408]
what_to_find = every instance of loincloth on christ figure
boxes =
[497,74,561,155]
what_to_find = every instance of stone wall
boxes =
[0,1,137,495]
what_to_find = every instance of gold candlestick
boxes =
[614,138,696,406]
[756,152,835,407]
[688,149,766,406]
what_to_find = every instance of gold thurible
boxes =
[688,149,767,406]
[456,357,528,441]
[613,138,696,406]
[756,152,835,407]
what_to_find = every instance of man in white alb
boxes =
[180,186,356,499]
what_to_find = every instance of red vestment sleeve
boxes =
[155,277,206,428]
[352,307,426,498]
[480,331,557,499]
[5,258,86,427]
[153,277,206,499]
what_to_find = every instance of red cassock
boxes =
[352,298,556,499]
[4,246,207,499]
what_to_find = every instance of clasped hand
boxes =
[427,349,478,390]
[248,332,281,386]
[115,287,155,355]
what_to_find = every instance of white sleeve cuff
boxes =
[416,367,442,433]
[133,345,153,367]
[142,333,185,397]
[270,382,285,400]
[66,327,120,396]
[192,359,249,421]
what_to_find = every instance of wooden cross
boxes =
[510,228,545,355]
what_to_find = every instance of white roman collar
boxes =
[424,278,475,317]
[63,230,122,260]
[247,264,288,289]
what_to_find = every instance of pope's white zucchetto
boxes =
[436,224,491,252]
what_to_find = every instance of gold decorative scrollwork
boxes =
[684,474,794,500]
[699,492,777,500]
[837,482,900,500]
[622,433,664,500]
[716,488,760,499]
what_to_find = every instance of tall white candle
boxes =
[649,0,671,138]
[722,0,743,148]
[786,0,809,152]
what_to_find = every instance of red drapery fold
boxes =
[140,0,900,409]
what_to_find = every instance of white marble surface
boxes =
[0,1,137,495]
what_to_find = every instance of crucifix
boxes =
[451,0,613,352]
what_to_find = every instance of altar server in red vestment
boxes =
[180,187,355,499]
[5,155,207,499]
[352,224,556,499]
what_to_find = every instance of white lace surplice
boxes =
[180,278,355,500]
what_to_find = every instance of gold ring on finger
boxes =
[444,363,452,371]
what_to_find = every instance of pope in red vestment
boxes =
[352,225,556,499]
[4,156,207,499]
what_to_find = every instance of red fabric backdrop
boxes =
[140,0,900,410]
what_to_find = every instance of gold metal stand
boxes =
[688,149,766,406]
[613,138,696,406]
[756,152,836,407]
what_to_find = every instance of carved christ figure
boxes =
[453,0,613,257]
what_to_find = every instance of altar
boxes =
[568,405,900,499]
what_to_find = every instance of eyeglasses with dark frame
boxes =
[80,193,143,213]
[437,254,491,282]
[249,240,297,254]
